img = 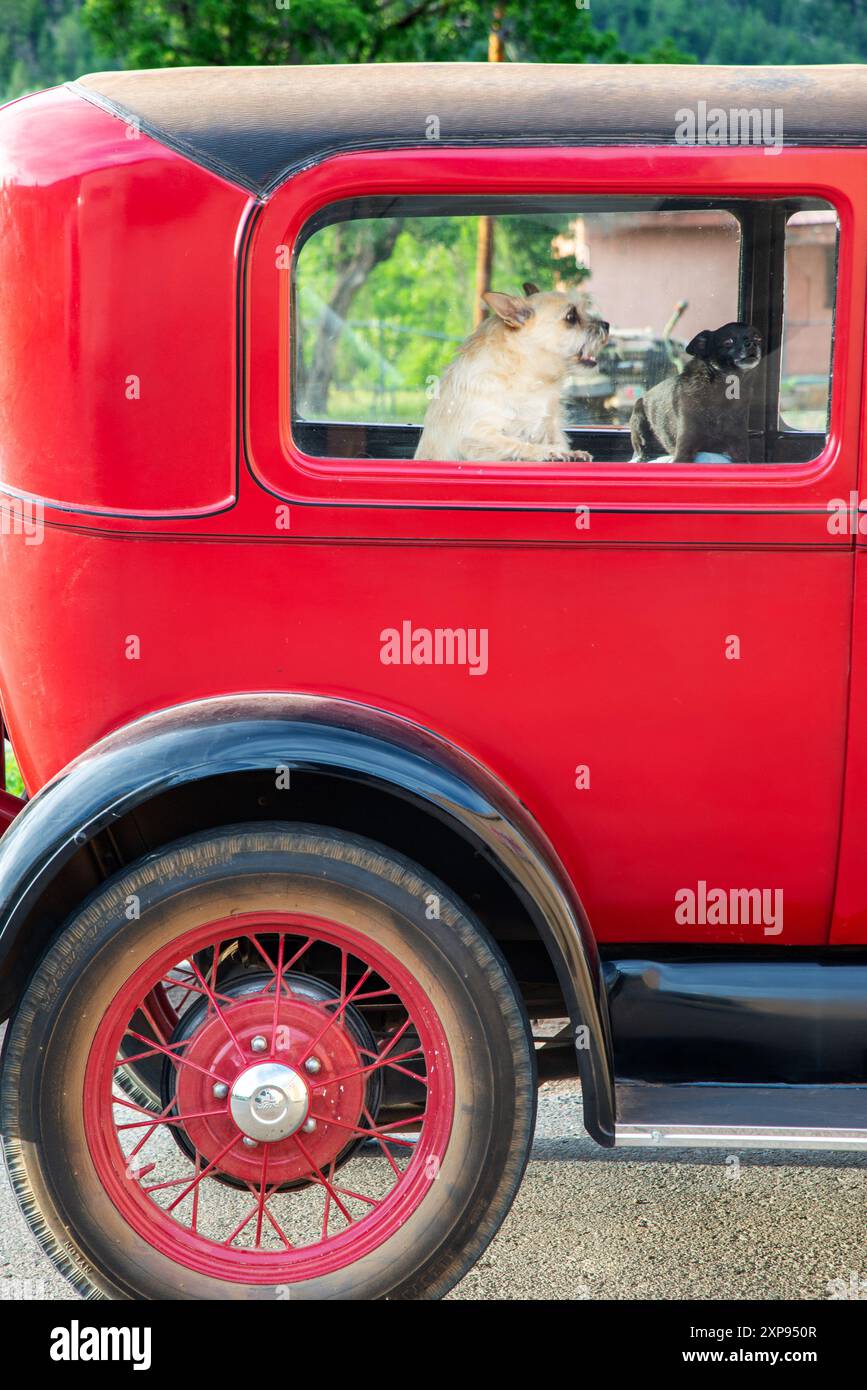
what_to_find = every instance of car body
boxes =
[0,61,866,1301]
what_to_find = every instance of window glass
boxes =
[779,210,836,434]
[292,196,837,467]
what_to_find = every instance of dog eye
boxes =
[564,307,579,326]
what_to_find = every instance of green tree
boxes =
[304,218,405,414]
[6,0,867,101]
[83,0,369,68]
[587,0,867,64]
[0,0,102,101]
[80,0,689,72]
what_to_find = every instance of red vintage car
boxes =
[0,61,865,1302]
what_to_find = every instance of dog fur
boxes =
[630,321,762,464]
[415,285,609,463]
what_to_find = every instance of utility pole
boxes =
[473,5,505,327]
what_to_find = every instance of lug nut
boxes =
[242,1136,258,1148]
[304,1056,322,1075]
[251,1035,268,1053]
[212,1082,229,1099]
[302,1117,317,1133]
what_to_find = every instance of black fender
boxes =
[0,693,615,1143]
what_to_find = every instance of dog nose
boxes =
[600,321,610,334]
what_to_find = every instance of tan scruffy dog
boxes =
[415,282,609,463]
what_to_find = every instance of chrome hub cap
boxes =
[229,1061,310,1143]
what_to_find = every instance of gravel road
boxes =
[1,1073,863,1302]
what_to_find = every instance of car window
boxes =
[292,196,837,467]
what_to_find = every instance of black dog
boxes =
[630,322,762,463]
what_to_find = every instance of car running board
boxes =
[614,1082,867,1150]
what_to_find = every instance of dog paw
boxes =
[544,448,593,463]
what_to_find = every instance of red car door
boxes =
[243,144,863,947]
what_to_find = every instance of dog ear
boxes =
[483,291,534,328]
[522,281,541,297]
[685,330,712,358]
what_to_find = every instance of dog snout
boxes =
[593,319,610,343]
[586,318,609,345]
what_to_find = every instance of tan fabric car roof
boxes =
[72,63,867,197]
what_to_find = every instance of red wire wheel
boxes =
[83,912,454,1283]
[4,827,536,1299]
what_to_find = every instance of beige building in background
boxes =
[566,209,835,381]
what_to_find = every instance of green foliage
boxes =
[0,0,103,101]
[2,0,689,100]
[506,0,629,64]
[4,743,23,797]
[298,217,479,420]
[79,0,641,68]
[296,211,592,422]
[590,0,867,64]
[75,0,867,72]
[4,0,867,101]
[82,0,371,69]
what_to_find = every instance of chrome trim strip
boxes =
[616,1124,867,1151]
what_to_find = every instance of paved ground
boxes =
[1,1074,863,1301]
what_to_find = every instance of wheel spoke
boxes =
[158,974,238,1009]
[188,957,244,1056]
[138,997,169,1047]
[222,1204,258,1248]
[116,1108,225,1133]
[296,967,373,1065]
[239,1178,296,1250]
[162,1135,238,1209]
[262,1201,294,1249]
[376,1017,413,1058]
[377,1059,428,1086]
[207,942,221,1015]
[362,1106,403,1176]
[120,1031,231,1086]
[293,1133,354,1223]
[125,1160,157,1183]
[191,1153,202,1233]
[246,932,313,988]
[322,1045,426,1089]
[125,1098,177,1157]
[141,1136,236,1197]
[222,1162,291,1252]
[254,1149,270,1248]
[307,1111,421,1148]
[270,935,285,1057]
[346,986,400,1005]
[112,1096,166,1119]
[325,1182,379,1208]
[321,1161,335,1239]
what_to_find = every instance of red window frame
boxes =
[244,145,865,543]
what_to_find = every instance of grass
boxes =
[307,388,428,426]
[4,742,24,797]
